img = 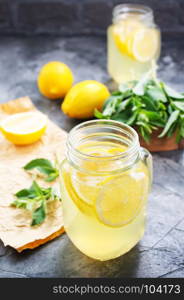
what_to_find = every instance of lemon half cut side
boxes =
[0,111,47,145]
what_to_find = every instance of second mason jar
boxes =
[107,4,161,84]
[59,120,152,261]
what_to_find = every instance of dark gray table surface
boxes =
[0,35,184,278]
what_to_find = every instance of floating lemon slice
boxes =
[129,28,159,62]
[71,143,128,206]
[62,168,93,216]
[113,22,127,54]
[0,111,47,145]
[113,19,144,56]
[113,19,159,62]
[71,170,100,206]
[95,175,144,227]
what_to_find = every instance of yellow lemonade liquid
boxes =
[107,10,161,84]
[60,141,150,261]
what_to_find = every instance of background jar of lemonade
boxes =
[59,120,152,261]
[107,4,161,84]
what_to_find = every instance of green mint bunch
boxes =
[95,75,184,143]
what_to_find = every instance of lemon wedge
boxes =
[95,175,145,227]
[0,112,47,145]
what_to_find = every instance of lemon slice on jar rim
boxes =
[0,111,47,145]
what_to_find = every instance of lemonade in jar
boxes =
[107,4,161,84]
[59,120,152,261]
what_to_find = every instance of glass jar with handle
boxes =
[59,120,152,261]
[107,4,161,84]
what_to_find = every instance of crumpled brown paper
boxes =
[0,97,67,252]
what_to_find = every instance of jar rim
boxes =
[67,119,140,162]
[113,3,153,23]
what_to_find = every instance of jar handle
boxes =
[140,147,153,191]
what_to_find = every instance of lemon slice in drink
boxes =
[113,19,143,56]
[130,28,159,62]
[95,175,144,227]
[71,143,128,206]
[62,168,94,216]
[113,22,127,54]
[0,112,47,145]
[71,170,101,206]
[71,151,110,206]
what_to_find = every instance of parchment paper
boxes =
[0,97,67,251]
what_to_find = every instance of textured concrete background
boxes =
[0,0,183,36]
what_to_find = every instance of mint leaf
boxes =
[102,96,121,116]
[173,101,184,112]
[146,85,167,103]
[15,188,34,199]
[24,158,53,170]
[15,181,42,199]
[133,71,151,96]
[31,202,46,226]
[31,180,43,196]
[159,110,180,138]
[23,158,59,182]
[163,83,184,99]
[94,108,105,119]
[46,173,59,182]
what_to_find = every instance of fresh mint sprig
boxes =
[11,180,61,226]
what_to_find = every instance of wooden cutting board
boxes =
[138,128,184,152]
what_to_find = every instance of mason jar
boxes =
[107,4,161,84]
[59,120,152,261]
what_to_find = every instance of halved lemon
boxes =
[95,175,145,227]
[0,112,47,145]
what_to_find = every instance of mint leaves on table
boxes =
[11,158,61,226]
[12,180,61,226]
[24,158,59,182]
[95,76,184,143]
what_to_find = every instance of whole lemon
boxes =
[38,61,74,99]
[62,80,110,119]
